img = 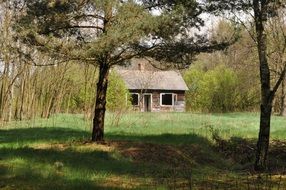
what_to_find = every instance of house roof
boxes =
[117,69,189,91]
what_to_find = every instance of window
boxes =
[131,93,139,106]
[160,93,173,106]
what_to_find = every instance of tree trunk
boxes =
[0,61,9,120]
[8,62,15,122]
[253,0,274,171]
[19,71,26,121]
[255,103,272,170]
[28,91,35,120]
[47,94,56,119]
[280,78,286,116]
[92,62,110,142]
[66,91,72,113]
[0,78,5,120]
[55,91,63,114]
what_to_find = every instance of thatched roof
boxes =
[117,69,188,91]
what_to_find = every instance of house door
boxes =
[143,94,151,112]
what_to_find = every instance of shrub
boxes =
[184,64,257,112]
[107,70,130,112]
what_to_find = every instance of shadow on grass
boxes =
[0,127,215,169]
[0,127,90,144]
[0,146,147,176]
[0,150,147,190]
[2,127,286,189]
[106,132,211,145]
[0,164,124,190]
[0,126,211,145]
[2,127,266,189]
[0,127,218,189]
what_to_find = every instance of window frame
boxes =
[160,93,176,106]
[130,93,140,106]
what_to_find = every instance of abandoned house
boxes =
[116,59,188,112]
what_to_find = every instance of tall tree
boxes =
[16,0,235,141]
[266,10,286,116]
[254,0,286,170]
[16,0,166,141]
[206,0,286,170]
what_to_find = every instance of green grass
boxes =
[1,112,286,189]
[107,112,286,142]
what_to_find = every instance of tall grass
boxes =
[104,112,286,142]
[2,112,286,144]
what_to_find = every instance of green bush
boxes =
[107,70,130,112]
[184,64,256,112]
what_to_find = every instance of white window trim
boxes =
[173,94,177,105]
[160,93,176,106]
[130,93,140,106]
[143,93,152,112]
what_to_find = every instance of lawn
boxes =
[1,112,286,189]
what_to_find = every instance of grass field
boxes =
[1,112,286,189]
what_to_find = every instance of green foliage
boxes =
[55,66,131,113]
[184,64,259,113]
[55,64,97,114]
[106,70,130,112]
[16,0,164,61]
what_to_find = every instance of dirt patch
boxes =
[109,141,217,168]
[213,136,286,173]
[268,140,286,172]
[119,143,187,166]
[30,141,115,152]
[31,143,69,150]
[213,137,256,165]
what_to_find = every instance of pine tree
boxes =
[16,0,235,141]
